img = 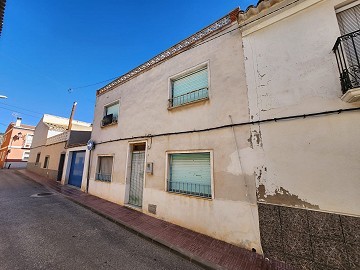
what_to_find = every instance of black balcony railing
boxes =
[333,30,360,94]
[169,87,209,108]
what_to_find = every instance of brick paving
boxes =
[16,169,294,270]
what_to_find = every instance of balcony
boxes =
[333,30,360,102]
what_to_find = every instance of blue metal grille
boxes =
[167,180,211,198]
[95,173,111,182]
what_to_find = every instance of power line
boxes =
[0,106,40,119]
[68,0,302,92]
[0,102,43,115]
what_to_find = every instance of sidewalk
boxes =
[17,169,293,270]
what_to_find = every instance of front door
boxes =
[128,145,145,207]
[68,151,86,188]
[57,153,66,181]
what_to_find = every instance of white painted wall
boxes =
[242,0,360,215]
[89,23,263,250]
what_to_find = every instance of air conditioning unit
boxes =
[101,114,113,126]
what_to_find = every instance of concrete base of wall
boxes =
[4,162,27,169]
[258,203,359,270]
[27,162,59,181]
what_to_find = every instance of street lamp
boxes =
[0,95,7,99]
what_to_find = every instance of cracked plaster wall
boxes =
[242,0,360,216]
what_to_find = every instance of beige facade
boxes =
[89,10,263,251]
[28,114,92,181]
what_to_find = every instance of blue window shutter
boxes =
[172,68,208,106]
[169,153,211,196]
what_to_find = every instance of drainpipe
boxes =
[67,102,77,131]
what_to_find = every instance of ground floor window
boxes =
[168,152,212,198]
[35,152,41,165]
[96,156,113,182]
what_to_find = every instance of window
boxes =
[96,156,113,182]
[333,3,360,98]
[22,151,30,161]
[167,152,212,198]
[102,102,119,127]
[23,134,33,148]
[43,156,49,168]
[169,66,209,108]
[35,152,41,165]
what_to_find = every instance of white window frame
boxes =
[101,100,120,127]
[22,151,30,161]
[164,149,214,199]
[335,0,360,13]
[95,154,114,182]
[23,134,33,148]
[168,61,210,109]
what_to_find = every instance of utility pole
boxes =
[67,102,77,131]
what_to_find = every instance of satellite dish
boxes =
[87,140,95,151]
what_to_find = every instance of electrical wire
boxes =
[0,102,43,115]
[0,106,40,119]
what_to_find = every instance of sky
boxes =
[0,0,255,132]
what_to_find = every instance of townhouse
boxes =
[0,117,35,169]
[239,0,360,269]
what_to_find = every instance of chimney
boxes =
[15,117,22,127]
[67,102,77,131]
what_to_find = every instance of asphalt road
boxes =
[0,170,203,270]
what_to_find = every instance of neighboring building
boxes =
[0,118,35,169]
[0,0,6,35]
[239,0,360,269]
[61,130,92,191]
[88,8,264,251]
[0,133,4,145]
[27,114,92,182]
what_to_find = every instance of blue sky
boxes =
[0,0,255,132]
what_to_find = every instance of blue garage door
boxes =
[68,151,86,188]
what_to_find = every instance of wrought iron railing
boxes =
[169,87,209,108]
[96,173,112,182]
[167,180,211,198]
[101,114,118,127]
[333,30,360,94]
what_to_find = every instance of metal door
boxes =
[128,150,145,207]
[68,151,86,188]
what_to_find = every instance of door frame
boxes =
[124,140,147,207]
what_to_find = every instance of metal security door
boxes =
[68,151,86,188]
[128,151,145,207]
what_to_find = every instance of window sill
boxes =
[168,97,209,110]
[95,179,112,183]
[100,121,118,128]
[341,87,360,103]
[167,190,213,200]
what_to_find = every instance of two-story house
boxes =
[0,118,35,169]
[88,8,263,251]
[27,114,92,184]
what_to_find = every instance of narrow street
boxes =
[0,170,203,270]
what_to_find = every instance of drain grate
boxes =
[31,192,55,198]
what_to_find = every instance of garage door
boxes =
[68,151,86,188]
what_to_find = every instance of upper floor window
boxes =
[102,102,119,127]
[23,134,33,148]
[333,3,360,100]
[169,65,209,108]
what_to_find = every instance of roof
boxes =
[238,0,285,22]
[66,130,92,148]
[96,8,240,97]
[43,122,68,132]
[0,0,6,35]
